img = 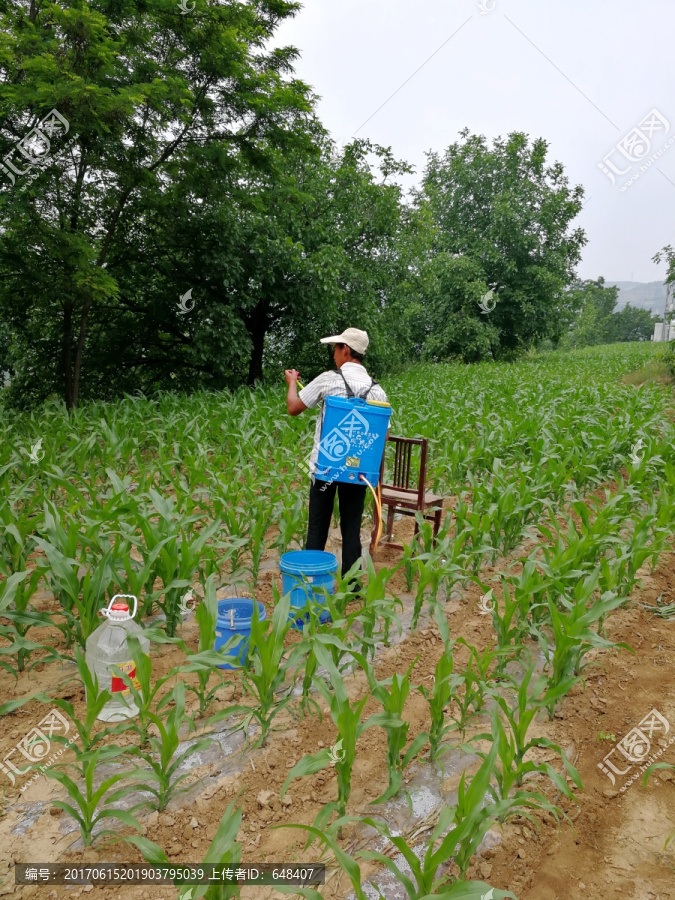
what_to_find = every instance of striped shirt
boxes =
[298,362,389,477]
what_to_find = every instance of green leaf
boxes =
[119,835,171,866]
[281,750,333,798]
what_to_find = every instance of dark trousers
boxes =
[306,478,367,580]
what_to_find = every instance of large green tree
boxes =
[561,277,660,348]
[0,0,313,409]
[6,129,417,401]
[560,278,618,348]
[606,304,659,343]
[419,130,586,361]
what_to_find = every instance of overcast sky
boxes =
[275,0,675,284]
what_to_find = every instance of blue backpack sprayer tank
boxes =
[314,370,393,549]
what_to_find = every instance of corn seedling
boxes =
[411,556,445,631]
[452,639,498,738]
[0,508,62,674]
[127,489,208,635]
[119,621,243,739]
[351,650,428,803]
[471,579,525,677]
[345,555,400,660]
[293,616,358,719]
[353,591,403,660]
[325,563,365,619]
[0,569,62,679]
[31,655,140,847]
[452,496,497,575]
[244,496,272,586]
[181,575,242,722]
[124,680,213,811]
[31,535,117,650]
[401,532,420,592]
[115,635,177,748]
[123,798,243,899]
[535,573,631,715]
[471,669,582,804]
[34,648,132,765]
[159,519,223,637]
[44,746,143,848]
[271,494,305,558]
[422,740,558,880]
[281,641,401,834]
[208,587,303,747]
[417,605,463,762]
[276,816,517,900]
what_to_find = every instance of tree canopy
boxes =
[418,130,587,361]
[1,1,656,411]
[560,278,661,349]
[0,0,313,408]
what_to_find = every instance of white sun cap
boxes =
[320,328,369,355]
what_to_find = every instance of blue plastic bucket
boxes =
[316,396,392,487]
[280,550,338,627]
[214,598,266,669]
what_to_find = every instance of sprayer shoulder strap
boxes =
[338,367,378,400]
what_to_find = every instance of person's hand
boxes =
[285,369,300,387]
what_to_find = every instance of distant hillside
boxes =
[606,281,668,316]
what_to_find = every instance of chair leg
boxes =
[429,507,442,548]
[385,504,395,542]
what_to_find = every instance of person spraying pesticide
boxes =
[285,328,391,591]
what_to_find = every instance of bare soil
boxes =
[1,506,674,900]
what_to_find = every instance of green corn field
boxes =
[1,341,674,900]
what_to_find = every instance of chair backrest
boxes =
[381,436,428,506]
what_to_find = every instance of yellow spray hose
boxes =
[359,474,383,553]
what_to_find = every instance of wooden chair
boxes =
[370,436,444,552]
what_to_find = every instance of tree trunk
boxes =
[62,296,92,411]
[246,300,269,386]
[71,298,93,409]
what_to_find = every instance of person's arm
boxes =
[285,369,307,416]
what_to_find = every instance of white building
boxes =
[652,282,674,342]
[652,322,675,342]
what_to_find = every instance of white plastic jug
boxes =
[85,594,150,722]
